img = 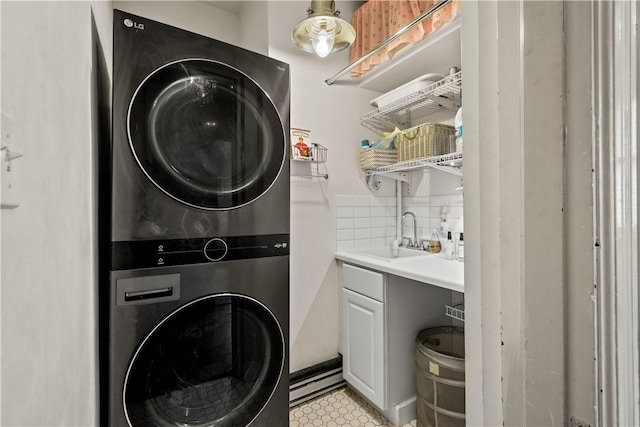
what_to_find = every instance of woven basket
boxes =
[359,148,398,169]
[396,123,455,162]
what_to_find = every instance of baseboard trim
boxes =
[391,396,417,426]
[290,356,346,407]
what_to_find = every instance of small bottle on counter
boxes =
[456,232,465,261]
[445,231,455,260]
[428,229,442,253]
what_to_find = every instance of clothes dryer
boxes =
[111,10,290,241]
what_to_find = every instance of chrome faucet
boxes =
[401,211,418,248]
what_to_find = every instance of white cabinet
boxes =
[343,288,385,408]
[340,262,454,426]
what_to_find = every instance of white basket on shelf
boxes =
[359,148,398,170]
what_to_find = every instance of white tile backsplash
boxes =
[371,217,387,228]
[354,228,371,240]
[354,239,373,249]
[354,207,371,218]
[354,218,371,229]
[337,218,355,230]
[336,207,354,218]
[353,195,372,206]
[335,193,463,251]
[337,229,355,241]
[430,195,450,206]
[429,206,443,217]
[371,227,387,238]
[415,207,430,218]
[371,238,388,247]
[337,240,355,251]
[371,206,387,217]
[370,197,386,208]
[450,206,464,218]
[449,194,464,206]
[411,196,431,206]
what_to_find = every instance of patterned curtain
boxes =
[350,0,460,77]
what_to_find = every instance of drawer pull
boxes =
[124,287,173,301]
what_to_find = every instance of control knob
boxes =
[203,238,228,262]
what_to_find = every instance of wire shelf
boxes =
[445,304,465,322]
[361,71,462,134]
[291,143,328,163]
[291,144,329,179]
[360,152,462,177]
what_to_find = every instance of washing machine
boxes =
[107,250,289,427]
[101,10,290,427]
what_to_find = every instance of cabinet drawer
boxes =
[343,263,385,302]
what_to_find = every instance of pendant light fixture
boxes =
[291,0,356,58]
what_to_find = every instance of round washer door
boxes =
[128,59,286,210]
[124,294,285,427]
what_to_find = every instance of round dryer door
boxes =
[128,59,286,210]
[123,294,285,427]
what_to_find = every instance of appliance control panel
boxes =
[111,234,289,270]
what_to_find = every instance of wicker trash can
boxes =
[415,326,465,427]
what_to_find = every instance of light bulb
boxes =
[311,28,335,58]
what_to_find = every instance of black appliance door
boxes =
[124,294,285,427]
[128,59,286,210]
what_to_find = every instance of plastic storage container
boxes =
[415,326,465,427]
[454,105,463,153]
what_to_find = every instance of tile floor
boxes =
[289,386,417,427]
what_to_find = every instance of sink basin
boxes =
[349,246,432,262]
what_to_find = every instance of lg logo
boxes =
[124,18,144,30]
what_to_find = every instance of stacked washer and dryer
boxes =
[101,10,290,427]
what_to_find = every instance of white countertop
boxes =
[335,250,464,293]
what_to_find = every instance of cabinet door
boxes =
[342,288,385,409]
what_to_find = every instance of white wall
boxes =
[1,2,97,425]
[240,1,270,55]
[113,1,240,44]
[264,1,384,372]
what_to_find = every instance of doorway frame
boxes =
[595,1,640,425]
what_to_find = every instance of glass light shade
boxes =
[291,6,356,57]
[311,27,335,58]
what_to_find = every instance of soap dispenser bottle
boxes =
[428,229,442,253]
[445,232,455,260]
[456,233,465,261]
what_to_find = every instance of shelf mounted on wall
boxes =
[361,152,463,183]
[357,72,463,183]
[325,0,457,87]
[445,302,465,322]
[360,71,462,134]
[291,143,329,179]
